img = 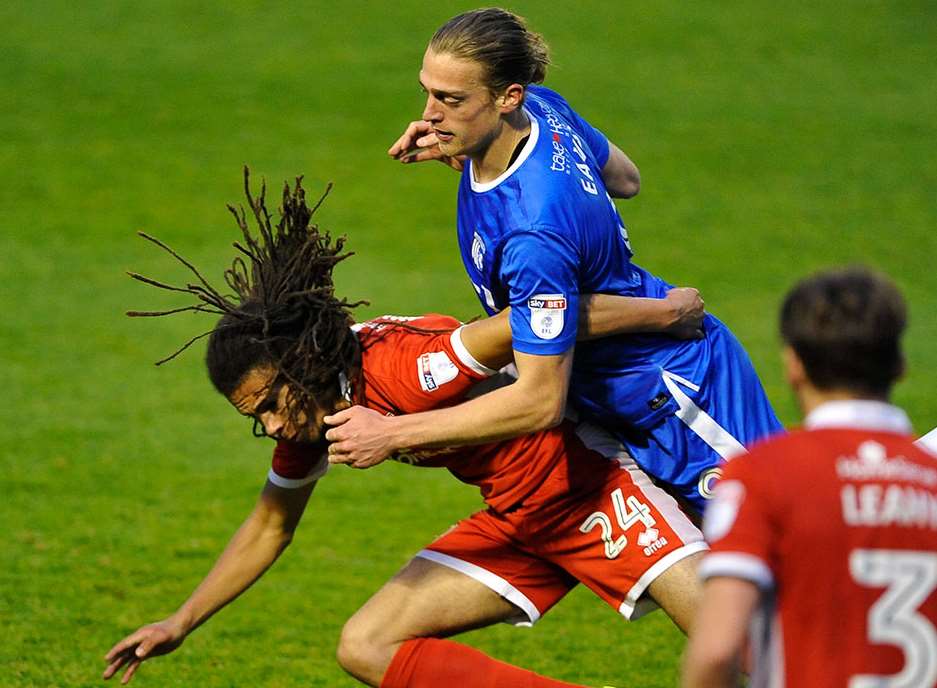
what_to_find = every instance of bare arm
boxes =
[578,290,703,340]
[458,288,703,371]
[325,348,573,468]
[103,479,316,683]
[681,577,760,688]
[601,142,641,199]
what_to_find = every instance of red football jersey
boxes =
[701,400,937,687]
[271,315,613,513]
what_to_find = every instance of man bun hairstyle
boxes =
[127,167,365,426]
[430,8,550,93]
[780,266,906,397]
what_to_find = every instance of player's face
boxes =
[419,48,502,158]
[227,366,333,444]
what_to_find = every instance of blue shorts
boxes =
[612,320,784,514]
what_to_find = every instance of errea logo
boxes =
[471,232,486,271]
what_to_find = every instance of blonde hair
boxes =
[430,8,550,93]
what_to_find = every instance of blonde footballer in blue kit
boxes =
[326,8,782,513]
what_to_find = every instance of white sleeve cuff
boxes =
[699,551,775,589]
[267,455,329,489]
[916,427,937,455]
[450,326,498,377]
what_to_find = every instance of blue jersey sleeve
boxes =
[500,228,579,356]
[528,85,610,169]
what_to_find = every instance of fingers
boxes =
[323,407,352,429]
[388,121,435,158]
[121,658,143,684]
[135,637,157,660]
[103,648,133,680]
[105,629,148,662]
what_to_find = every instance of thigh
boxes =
[419,510,578,625]
[348,555,520,644]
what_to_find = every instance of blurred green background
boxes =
[2,1,935,685]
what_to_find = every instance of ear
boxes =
[782,345,807,389]
[496,83,525,113]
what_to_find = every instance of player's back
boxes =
[730,428,937,686]
[355,315,612,513]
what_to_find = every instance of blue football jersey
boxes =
[456,85,782,510]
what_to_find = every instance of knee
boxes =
[336,610,396,684]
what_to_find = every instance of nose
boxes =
[260,412,285,438]
[422,93,442,123]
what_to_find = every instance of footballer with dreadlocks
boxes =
[103,168,711,687]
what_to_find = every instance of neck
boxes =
[471,109,531,184]
[797,384,889,418]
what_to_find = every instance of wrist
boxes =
[169,608,196,636]
[384,414,414,452]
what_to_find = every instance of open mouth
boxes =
[434,129,454,143]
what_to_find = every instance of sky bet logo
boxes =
[528,296,567,310]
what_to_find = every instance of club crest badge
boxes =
[471,231,486,271]
[528,293,567,340]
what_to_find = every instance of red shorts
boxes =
[417,447,707,624]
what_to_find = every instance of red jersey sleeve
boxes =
[358,315,498,415]
[699,448,781,589]
[268,440,328,489]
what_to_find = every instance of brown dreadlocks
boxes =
[128,166,366,433]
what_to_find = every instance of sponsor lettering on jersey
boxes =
[836,440,937,487]
[527,293,567,340]
[418,351,459,392]
[550,133,570,174]
[394,446,458,466]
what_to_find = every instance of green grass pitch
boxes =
[2,1,935,686]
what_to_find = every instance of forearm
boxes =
[579,294,681,339]
[463,296,683,371]
[172,506,293,634]
[384,361,570,450]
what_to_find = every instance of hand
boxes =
[664,287,705,339]
[103,618,187,684]
[324,405,397,469]
[387,120,466,172]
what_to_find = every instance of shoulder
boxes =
[720,430,819,493]
[526,85,576,118]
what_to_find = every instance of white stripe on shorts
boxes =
[619,541,710,619]
[415,549,541,626]
[661,370,747,461]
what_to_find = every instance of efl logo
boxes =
[528,293,567,340]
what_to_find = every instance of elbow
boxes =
[618,173,640,199]
[529,393,567,431]
[263,522,295,555]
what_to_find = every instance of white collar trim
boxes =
[805,399,911,434]
[469,111,539,193]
